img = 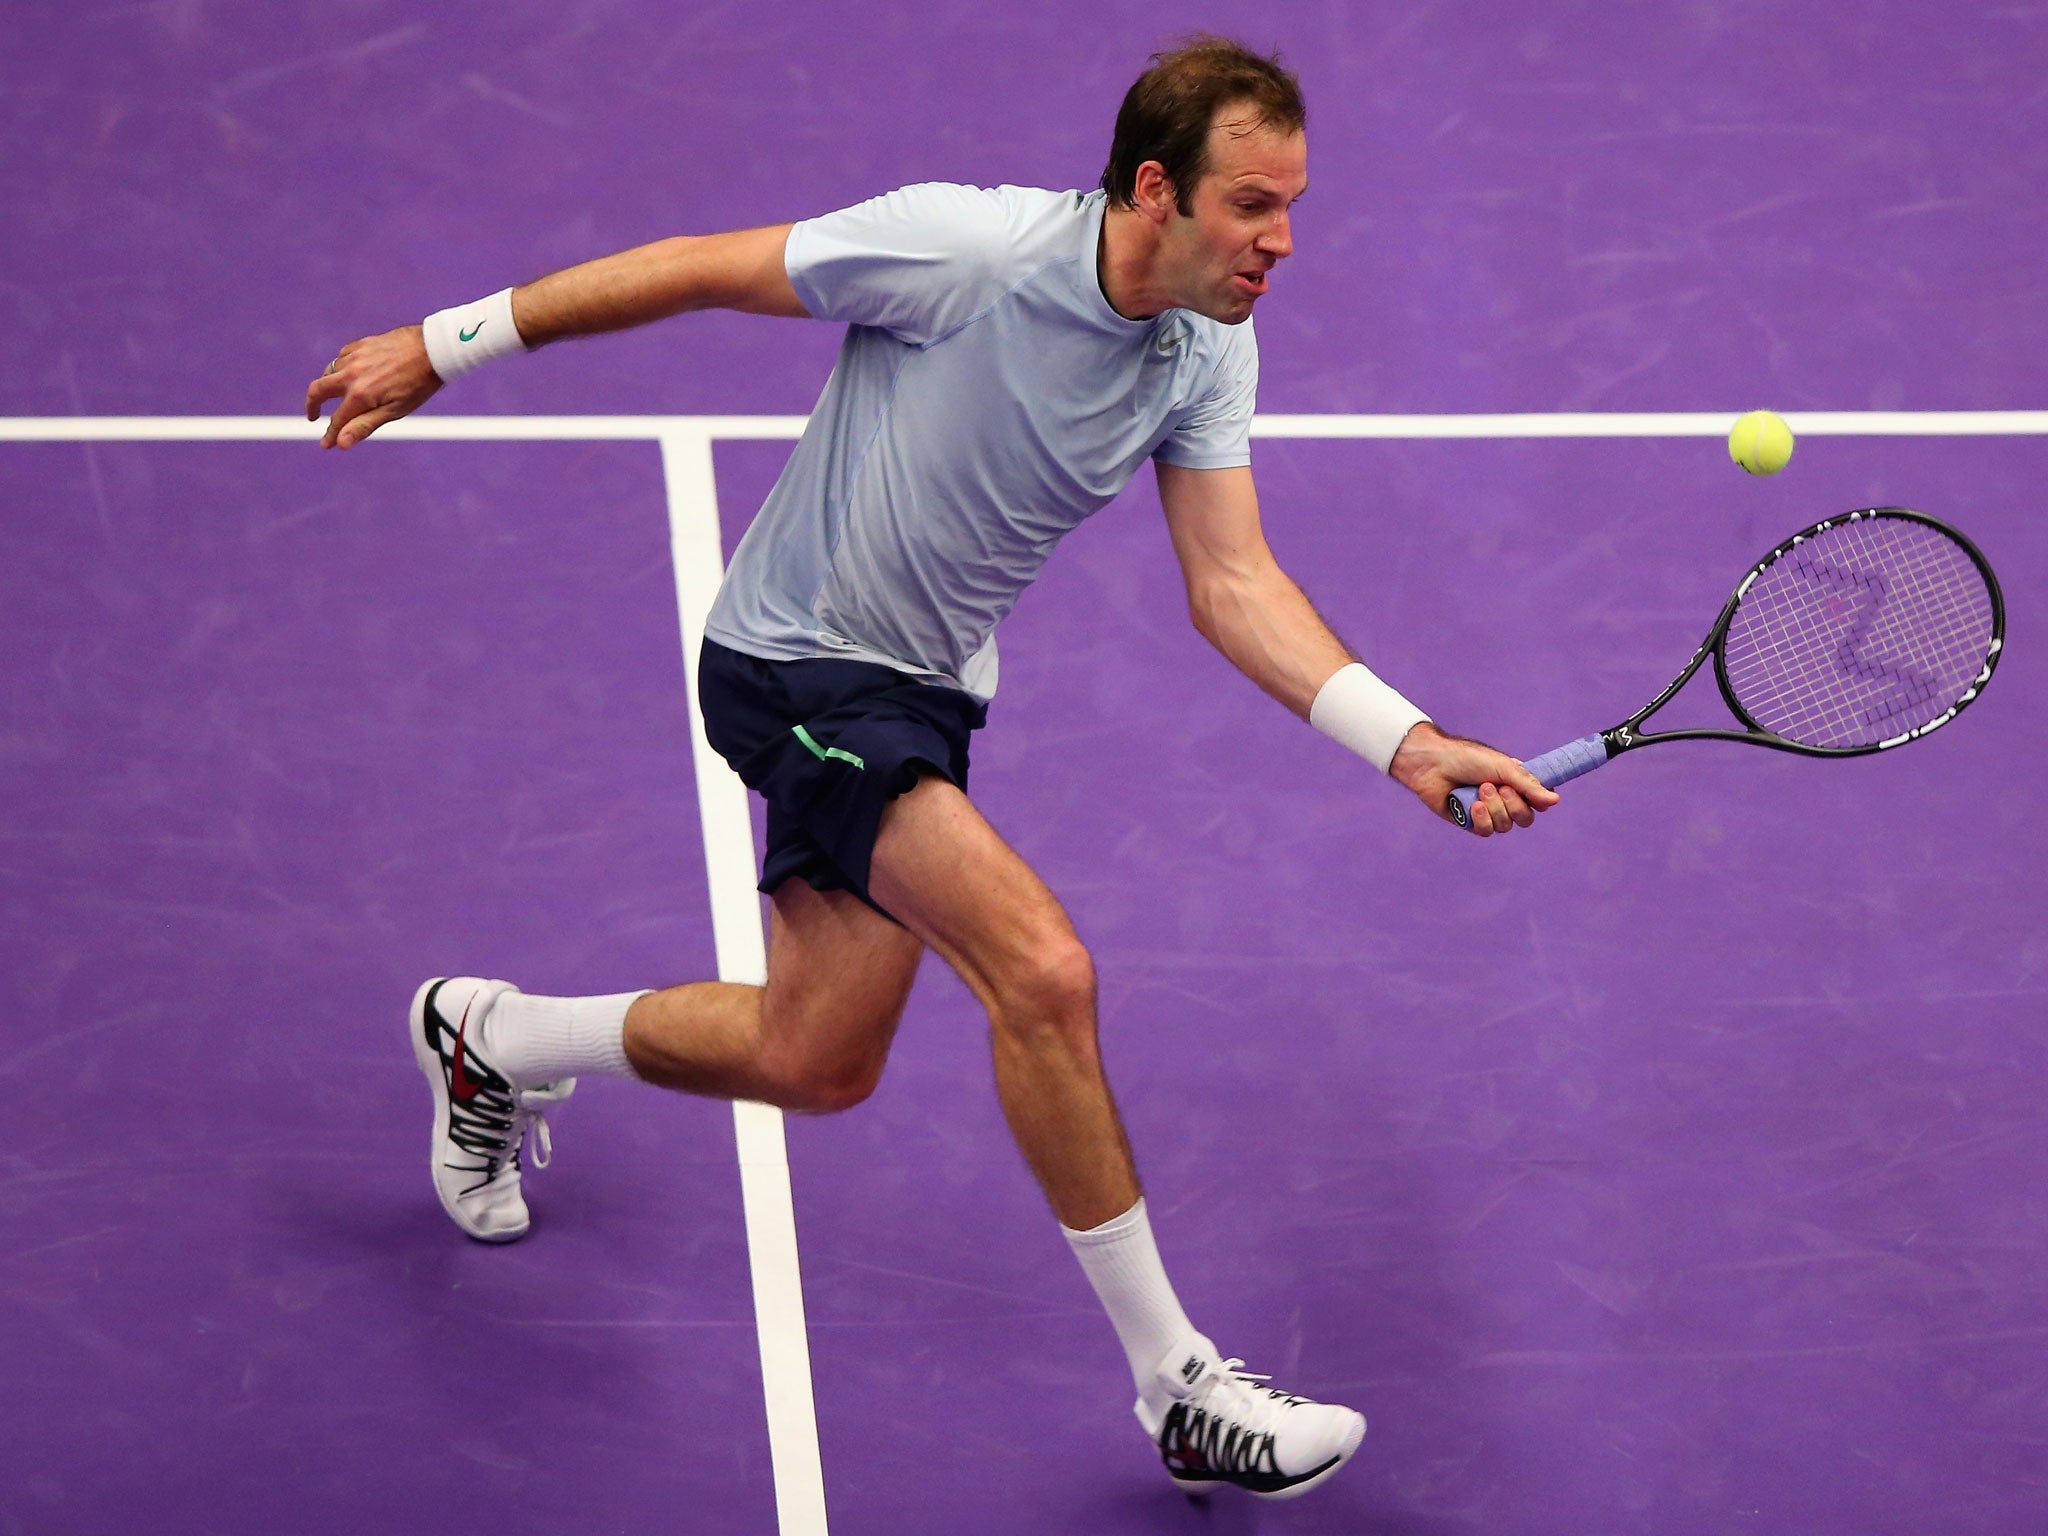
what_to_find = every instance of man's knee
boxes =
[990,933,1097,1038]
[770,1052,887,1114]
[755,995,899,1114]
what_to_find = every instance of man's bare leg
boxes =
[611,774,1136,1227]
[431,770,1366,1492]
[424,870,923,1242]
[620,877,924,1113]
[865,776,1139,1231]
[839,777,1368,1493]
[485,772,1132,1226]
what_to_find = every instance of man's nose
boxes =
[1259,212,1293,259]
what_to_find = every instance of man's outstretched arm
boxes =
[305,224,804,449]
[1154,460,1557,836]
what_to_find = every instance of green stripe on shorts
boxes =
[792,724,865,771]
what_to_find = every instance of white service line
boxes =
[1248,410,2048,438]
[3,410,2047,444]
[659,428,829,1536]
[0,414,814,441]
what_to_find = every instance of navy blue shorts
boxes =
[697,639,987,913]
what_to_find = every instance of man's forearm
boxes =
[511,224,804,346]
[1189,561,1356,719]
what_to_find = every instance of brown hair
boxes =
[1100,36,1306,214]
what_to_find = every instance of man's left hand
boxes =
[305,325,441,450]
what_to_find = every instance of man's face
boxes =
[1158,108,1309,324]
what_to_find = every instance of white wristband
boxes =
[421,288,526,383]
[1309,662,1429,774]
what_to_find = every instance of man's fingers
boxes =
[1487,784,1513,834]
[334,403,398,449]
[1498,783,1537,829]
[320,392,364,449]
[1426,738,1562,837]
[1463,782,1502,836]
[305,370,348,421]
[305,338,363,418]
[1502,760,1559,810]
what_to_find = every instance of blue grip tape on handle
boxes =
[1448,733,1610,828]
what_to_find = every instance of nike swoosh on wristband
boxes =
[449,997,482,1102]
[459,321,485,342]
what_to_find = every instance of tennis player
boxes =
[308,36,1555,1501]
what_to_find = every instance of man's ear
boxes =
[1131,161,1178,223]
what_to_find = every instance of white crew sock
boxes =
[1062,1198,1200,1390]
[479,988,645,1088]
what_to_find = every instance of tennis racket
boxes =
[1448,507,2004,829]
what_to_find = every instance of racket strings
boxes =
[1721,516,1995,749]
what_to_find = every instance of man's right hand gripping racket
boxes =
[1449,507,2004,828]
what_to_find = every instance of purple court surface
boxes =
[5,5,2045,1534]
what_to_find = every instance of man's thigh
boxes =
[865,775,1082,1002]
[760,874,925,1074]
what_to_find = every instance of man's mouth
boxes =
[1233,270,1269,297]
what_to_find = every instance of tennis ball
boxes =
[1729,409,1794,475]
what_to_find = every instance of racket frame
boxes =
[1447,507,2005,827]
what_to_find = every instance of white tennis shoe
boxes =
[1136,1335,1366,1500]
[409,977,574,1243]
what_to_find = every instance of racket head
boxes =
[1710,507,2003,753]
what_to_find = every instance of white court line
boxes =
[1251,410,2048,438]
[658,428,828,1536]
[2,409,2047,442]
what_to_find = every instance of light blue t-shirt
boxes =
[703,183,1259,702]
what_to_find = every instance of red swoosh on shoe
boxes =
[450,996,482,1102]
